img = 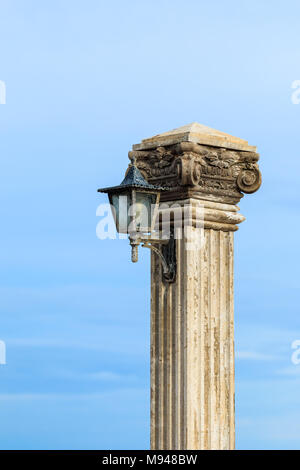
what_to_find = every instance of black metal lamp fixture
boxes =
[98,159,176,282]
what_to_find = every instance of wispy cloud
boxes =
[53,369,139,382]
[276,365,300,377]
[236,351,278,361]
[0,388,147,402]
[6,338,107,350]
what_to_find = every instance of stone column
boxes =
[129,123,261,450]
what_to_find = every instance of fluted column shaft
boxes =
[150,199,238,450]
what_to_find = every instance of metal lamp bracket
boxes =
[130,229,176,284]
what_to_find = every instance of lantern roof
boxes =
[98,162,167,194]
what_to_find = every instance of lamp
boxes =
[98,159,176,282]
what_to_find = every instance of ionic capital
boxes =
[129,123,261,205]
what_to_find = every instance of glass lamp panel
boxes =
[135,191,158,233]
[110,192,132,233]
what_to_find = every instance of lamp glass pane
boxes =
[135,192,158,232]
[111,193,131,233]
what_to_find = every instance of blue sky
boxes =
[0,0,300,449]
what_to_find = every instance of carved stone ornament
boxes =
[128,140,261,204]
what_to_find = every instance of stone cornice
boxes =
[128,141,261,205]
[155,199,245,232]
[132,122,256,152]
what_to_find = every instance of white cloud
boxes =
[52,368,138,382]
[236,350,278,361]
[0,388,147,402]
[276,365,300,376]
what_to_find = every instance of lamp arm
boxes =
[129,232,176,283]
[141,241,170,276]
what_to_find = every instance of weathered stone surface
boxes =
[133,122,256,152]
[151,200,236,450]
[129,124,261,205]
[151,220,235,449]
[156,199,245,232]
